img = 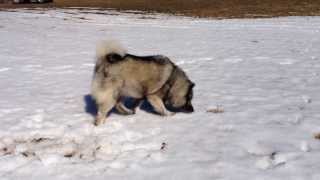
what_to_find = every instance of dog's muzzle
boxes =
[165,102,194,113]
[182,104,194,113]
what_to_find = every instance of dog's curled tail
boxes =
[96,40,127,63]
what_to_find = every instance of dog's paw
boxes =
[162,110,175,116]
[167,112,176,116]
[94,116,106,126]
[118,108,135,115]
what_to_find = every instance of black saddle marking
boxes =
[124,54,168,65]
[106,53,124,63]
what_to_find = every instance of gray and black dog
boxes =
[91,40,195,125]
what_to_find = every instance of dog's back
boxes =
[93,40,174,98]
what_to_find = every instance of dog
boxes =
[91,40,195,125]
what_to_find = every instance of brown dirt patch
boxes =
[1,0,320,18]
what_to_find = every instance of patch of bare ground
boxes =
[1,0,320,18]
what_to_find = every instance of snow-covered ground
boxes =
[0,8,320,180]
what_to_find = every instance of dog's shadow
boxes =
[84,94,98,116]
[83,94,156,117]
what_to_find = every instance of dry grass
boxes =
[1,0,320,18]
[207,106,225,114]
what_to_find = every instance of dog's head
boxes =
[165,79,195,113]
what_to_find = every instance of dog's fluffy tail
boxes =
[96,40,127,60]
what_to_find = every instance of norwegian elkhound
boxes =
[91,40,195,125]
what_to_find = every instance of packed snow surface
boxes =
[0,8,320,180]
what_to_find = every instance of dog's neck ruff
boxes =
[166,65,178,88]
[160,64,177,100]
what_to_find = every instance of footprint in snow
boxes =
[256,152,302,170]
[301,95,312,104]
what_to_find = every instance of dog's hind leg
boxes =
[95,100,117,126]
[115,97,143,115]
[115,101,134,115]
[147,94,175,116]
[94,89,119,126]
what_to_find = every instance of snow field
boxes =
[0,8,320,180]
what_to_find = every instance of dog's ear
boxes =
[106,53,123,63]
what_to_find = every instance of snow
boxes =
[0,8,320,179]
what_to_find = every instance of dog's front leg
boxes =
[147,95,175,116]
